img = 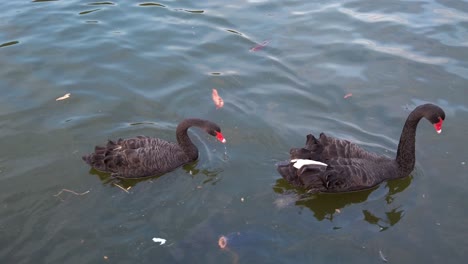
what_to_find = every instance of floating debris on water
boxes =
[53,188,90,201]
[212,88,224,109]
[152,237,167,245]
[218,235,228,249]
[273,195,297,209]
[56,93,71,101]
[379,250,388,262]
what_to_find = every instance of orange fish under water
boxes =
[212,88,224,109]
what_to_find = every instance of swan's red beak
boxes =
[434,117,443,134]
[215,131,226,143]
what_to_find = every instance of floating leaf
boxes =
[212,89,224,109]
[56,93,71,101]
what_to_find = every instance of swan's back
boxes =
[82,136,192,178]
[295,133,386,161]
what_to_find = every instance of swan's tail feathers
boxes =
[303,133,324,153]
[305,134,318,148]
[106,139,123,150]
[102,153,124,171]
[276,159,329,190]
[82,152,107,171]
[94,146,106,153]
[287,134,326,161]
[276,160,300,185]
[82,143,115,172]
[82,154,91,165]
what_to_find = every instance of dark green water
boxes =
[1,0,467,263]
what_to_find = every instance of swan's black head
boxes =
[205,122,226,143]
[179,118,226,143]
[418,104,445,134]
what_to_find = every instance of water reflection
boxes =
[273,176,412,230]
[87,160,223,189]
[167,210,280,263]
[338,7,410,25]
[362,208,404,231]
[352,39,449,64]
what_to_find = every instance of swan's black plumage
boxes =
[276,104,445,193]
[82,118,225,179]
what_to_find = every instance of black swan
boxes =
[82,118,226,179]
[276,104,445,193]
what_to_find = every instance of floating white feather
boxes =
[152,237,166,245]
[291,159,328,169]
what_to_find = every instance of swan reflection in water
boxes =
[273,175,412,230]
[88,160,223,189]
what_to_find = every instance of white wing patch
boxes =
[291,159,328,169]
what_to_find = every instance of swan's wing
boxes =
[291,159,328,169]
[109,144,190,178]
[277,157,396,193]
[318,133,383,160]
[276,159,328,192]
[289,133,384,162]
[114,136,162,149]
[84,138,191,178]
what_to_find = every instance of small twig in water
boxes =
[54,189,90,201]
[55,93,71,101]
[113,183,130,193]
[379,250,388,262]
[54,188,90,197]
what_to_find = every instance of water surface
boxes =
[1,0,467,263]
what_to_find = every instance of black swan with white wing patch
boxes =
[276,104,445,193]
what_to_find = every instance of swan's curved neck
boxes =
[176,119,206,160]
[395,110,424,176]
